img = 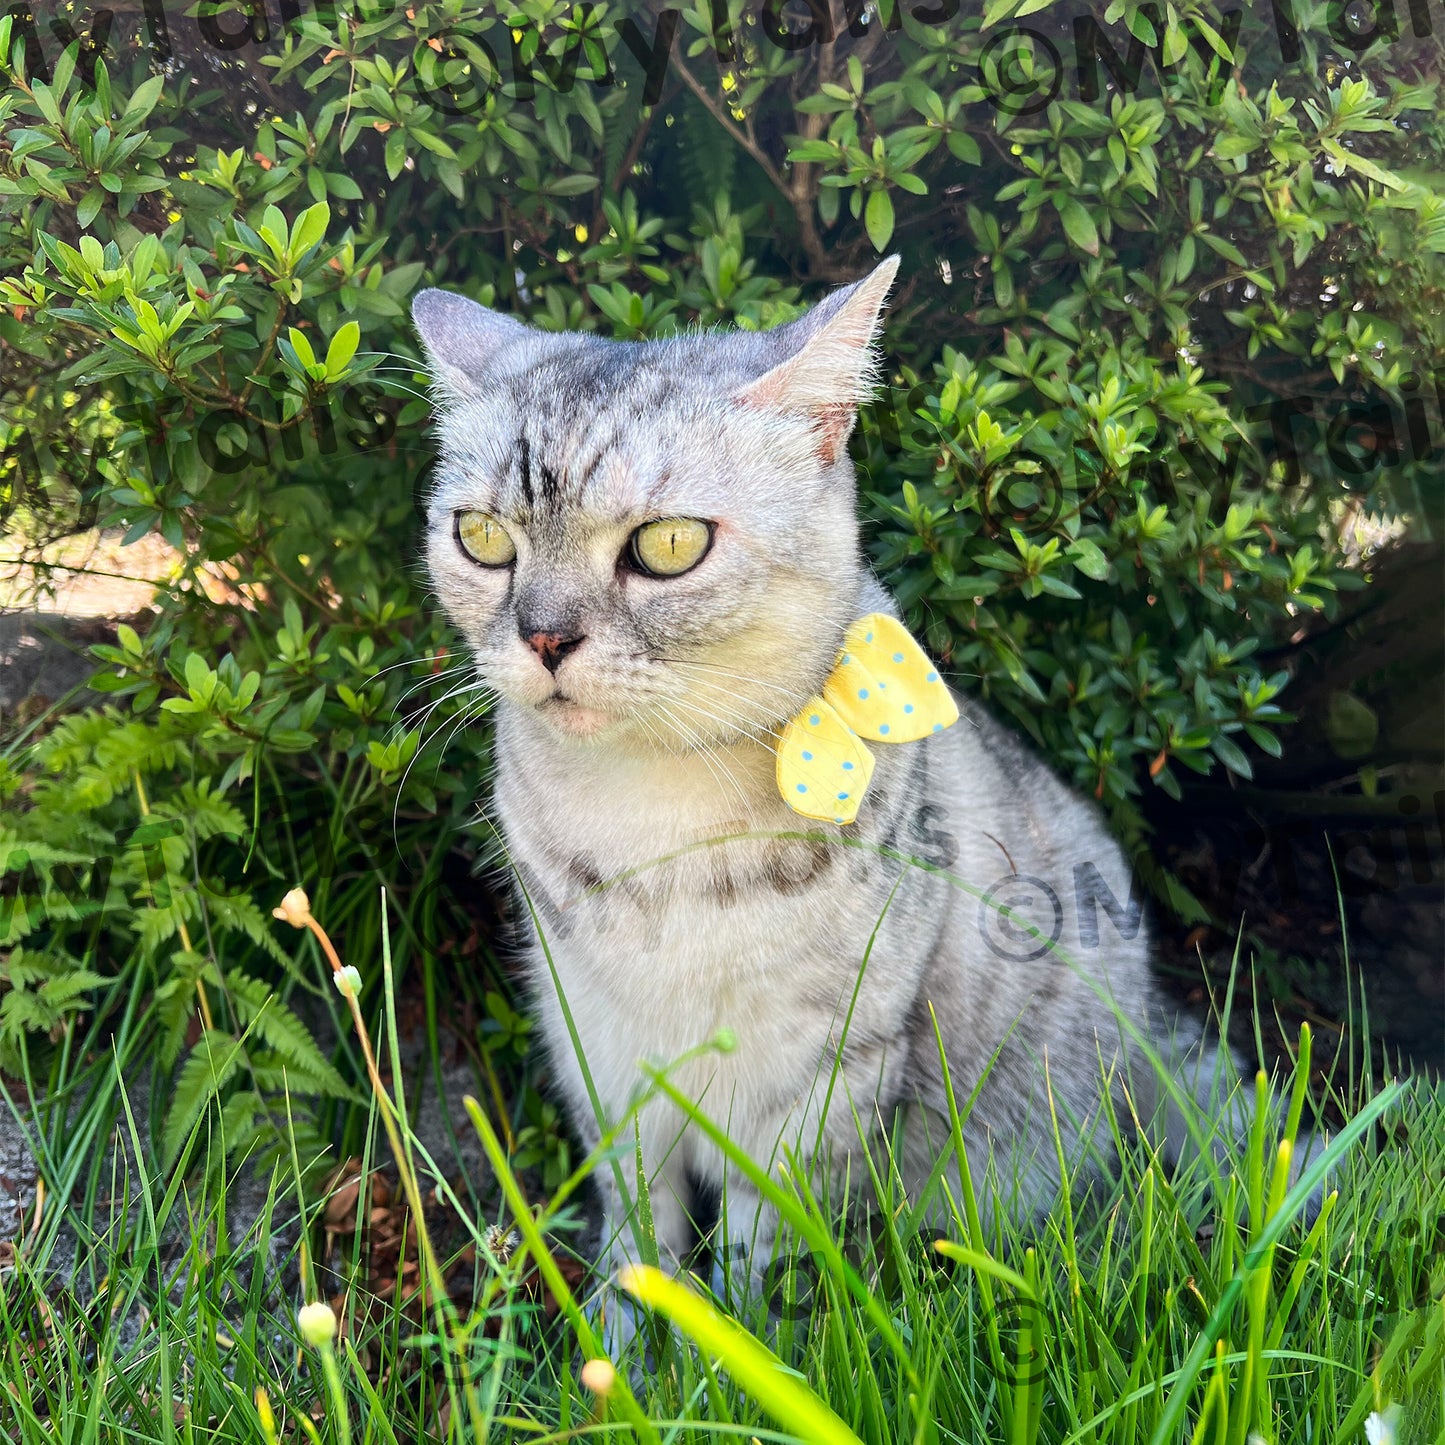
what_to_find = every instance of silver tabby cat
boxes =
[414,258,1241,1286]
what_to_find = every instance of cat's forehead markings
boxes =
[515,435,533,509]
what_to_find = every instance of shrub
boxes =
[0,0,1439,1156]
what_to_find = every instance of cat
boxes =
[412,258,1289,1298]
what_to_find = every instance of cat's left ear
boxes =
[734,255,900,467]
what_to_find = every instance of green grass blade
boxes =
[620,1264,865,1445]
[1149,1078,1408,1445]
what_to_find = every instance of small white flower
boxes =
[297,1300,337,1347]
[1365,1406,1400,1445]
[333,965,362,999]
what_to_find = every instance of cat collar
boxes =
[774,613,958,825]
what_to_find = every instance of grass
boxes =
[0,878,1442,1445]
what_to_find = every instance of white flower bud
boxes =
[297,1300,337,1347]
[272,887,313,928]
[333,965,362,999]
[580,1359,615,1395]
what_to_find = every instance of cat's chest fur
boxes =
[493,713,919,1086]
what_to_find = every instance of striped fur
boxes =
[414,262,1239,1283]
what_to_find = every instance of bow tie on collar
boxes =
[774,613,958,825]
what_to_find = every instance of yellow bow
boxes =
[774,613,958,825]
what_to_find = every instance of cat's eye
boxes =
[628,518,713,578]
[455,511,516,567]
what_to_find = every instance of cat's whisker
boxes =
[670,676,786,744]
[431,693,493,777]
[359,349,426,368]
[655,702,752,812]
[668,690,780,750]
[403,672,495,723]
[661,657,806,707]
[665,704,758,812]
[366,380,432,405]
[388,661,473,703]
[368,652,466,683]
[387,679,496,766]
[390,683,496,839]
[391,664,475,714]
[631,709,676,763]
[666,699,777,810]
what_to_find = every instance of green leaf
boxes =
[76,188,104,229]
[934,1240,1036,1296]
[542,174,600,196]
[1037,573,1082,599]
[289,200,331,257]
[287,326,318,371]
[1209,732,1253,778]
[1320,140,1406,191]
[324,320,361,379]
[121,74,165,127]
[1067,537,1110,580]
[184,652,213,700]
[948,131,982,165]
[865,188,895,252]
[384,129,406,181]
[1056,197,1100,256]
[1190,15,1236,60]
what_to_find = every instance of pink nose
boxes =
[526,631,583,674]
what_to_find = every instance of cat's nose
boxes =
[524,630,585,674]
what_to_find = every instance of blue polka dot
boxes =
[858,688,869,699]
[866,631,874,642]
[809,714,820,726]
[926,670,938,683]
[841,653,850,664]
[842,761,855,771]
[837,791,849,801]
[878,681,886,689]
[879,724,890,735]
[932,722,942,732]
[893,652,904,663]
[796,783,808,793]
[801,750,813,761]
[904,703,914,714]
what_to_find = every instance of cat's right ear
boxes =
[732,256,900,468]
[411,289,532,399]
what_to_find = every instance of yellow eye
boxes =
[629,518,712,577]
[455,511,516,567]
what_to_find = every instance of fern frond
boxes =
[227,970,354,1099]
[163,1028,246,1165]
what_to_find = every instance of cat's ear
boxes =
[412,288,532,399]
[734,255,900,467]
